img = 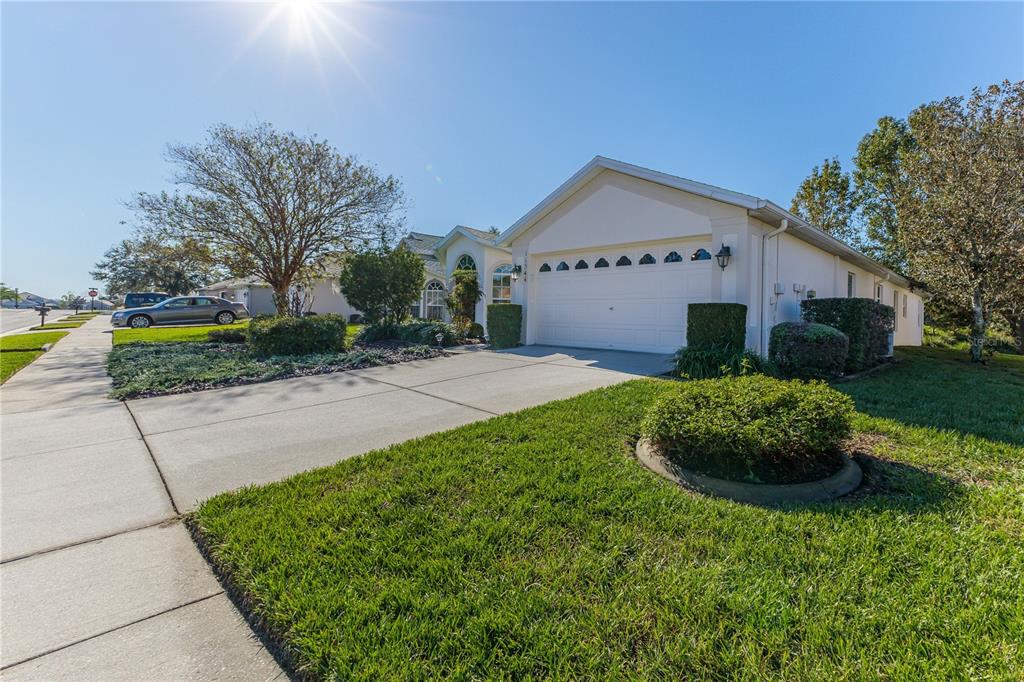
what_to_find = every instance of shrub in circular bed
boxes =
[640,375,854,483]
[769,321,849,380]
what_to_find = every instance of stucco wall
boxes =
[441,234,512,332]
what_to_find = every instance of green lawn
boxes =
[30,319,87,330]
[192,347,1024,679]
[112,321,249,345]
[113,322,363,346]
[0,331,69,383]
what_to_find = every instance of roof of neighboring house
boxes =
[497,156,914,289]
[402,232,445,255]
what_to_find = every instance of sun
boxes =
[281,0,323,48]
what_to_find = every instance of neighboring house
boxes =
[495,156,924,354]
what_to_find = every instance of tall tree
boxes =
[130,122,405,316]
[59,292,87,312]
[852,116,916,272]
[897,80,1024,362]
[790,157,859,244]
[91,231,223,296]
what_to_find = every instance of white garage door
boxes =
[532,242,713,353]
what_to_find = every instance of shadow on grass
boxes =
[838,452,964,513]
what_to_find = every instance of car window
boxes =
[193,297,215,306]
[163,298,191,308]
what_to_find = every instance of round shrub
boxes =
[358,321,457,346]
[466,322,485,339]
[769,322,849,380]
[641,375,854,483]
[247,314,347,357]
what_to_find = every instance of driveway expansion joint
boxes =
[123,401,179,515]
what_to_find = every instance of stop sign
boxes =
[88,289,98,298]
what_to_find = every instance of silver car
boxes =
[111,296,249,328]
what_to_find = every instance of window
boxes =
[664,251,683,263]
[902,294,908,318]
[574,259,589,270]
[556,261,569,271]
[539,263,551,273]
[456,254,476,271]
[615,256,632,267]
[691,248,711,261]
[492,264,513,303]
[194,297,215,306]
[639,253,656,265]
[893,291,899,331]
[847,272,856,298]
[875,283,883,303]
[163,297,191,308]
[425,280,445,320]
[594,258,609,268]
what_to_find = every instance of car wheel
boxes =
[128,315,152,329]
[215,311,236,325]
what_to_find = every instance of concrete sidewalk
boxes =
[1,317,281,679]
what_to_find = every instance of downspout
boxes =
[759,218,789,354]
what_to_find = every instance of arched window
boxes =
[639,253,656,265]
[539,263,551,273]
[664,251,683,263]
[424,280,446,320]
[690,248,711,261]
[615,256,632,267]
[556,261,570,271]
[456,254,477,271]
[574,259,589,270]
[492,264,513,304]
[594,258,609,268]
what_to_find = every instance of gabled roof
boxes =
[433,225,507,253]
[401,231,445,255]
[496,156,912,288]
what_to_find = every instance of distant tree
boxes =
[91,231,223,296]
[0,283,22,308]
[130,122,405,316]
[852,116,917,272]
[338,246,424,325]
[897,80,1024,362]
[59,292,87,312]
[790,157,860,244]
[446,269,482,331]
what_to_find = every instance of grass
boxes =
[29,319,87,330]
[191,347,1024,680]
[0,331,69,383]
[112,322,363,347]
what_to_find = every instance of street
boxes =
[0,309,74,334]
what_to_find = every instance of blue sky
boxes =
[2,1,1021,297]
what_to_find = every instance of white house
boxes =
[199,156,924,356]
[495,156,924,354]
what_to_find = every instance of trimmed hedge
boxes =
[673,345,775,379]
[467,322,485,339]
[687,303,747,351]
[801,298,894,372]
[769,322,849,380]
[358,321,458,346]
[487,304,522,349]
[641,375,854,478]
[248,314,347,357]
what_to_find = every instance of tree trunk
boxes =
[969,287,987,363]
[271,282,291,317]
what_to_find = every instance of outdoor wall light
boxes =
[715,244,732,270]
[510,264,523,281]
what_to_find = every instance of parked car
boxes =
[123,292,169,308]
[111,296,249,328]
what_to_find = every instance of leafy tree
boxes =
[446,269,482,331]
[0,283,22,308]
[91,231,223,296]
[338,246,424,325]
[790,157,859,244]
[59,292,87,312]
[852,116,916,272]
[130,122,405,316]
[897,80,1024,362]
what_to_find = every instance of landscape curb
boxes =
[635,438,862,505]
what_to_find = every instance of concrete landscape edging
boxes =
[635,438,862,505]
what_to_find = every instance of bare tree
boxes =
[131,123,404,315]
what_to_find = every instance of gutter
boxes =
[759,219,789,354]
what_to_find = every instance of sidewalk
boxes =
[1,317,281,679]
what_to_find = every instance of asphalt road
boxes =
[0,308,74,333]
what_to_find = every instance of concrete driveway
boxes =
[127,346,672,510]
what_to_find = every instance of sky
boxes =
[2,1,1021,298]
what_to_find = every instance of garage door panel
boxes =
[533,247,711,353]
